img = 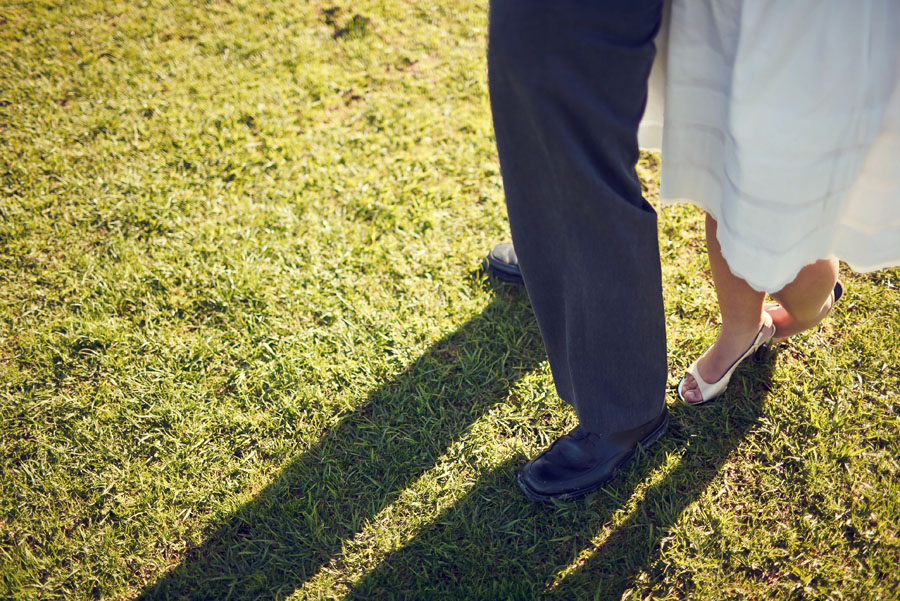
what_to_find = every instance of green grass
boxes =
[2,1,899,599]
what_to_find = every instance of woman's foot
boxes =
[679,314,775,405]
[768,281,844,343]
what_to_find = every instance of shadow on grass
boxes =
[138,274,778,600]
[348,353,778,599]
[137,282,548,600]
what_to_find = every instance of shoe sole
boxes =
[482,257,524,284]
[516,410,669,503]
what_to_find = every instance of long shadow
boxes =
[137,284,547,600]
[549,361,777,600]
[349,351,778,599]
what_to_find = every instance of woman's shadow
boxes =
[137,278,777,600]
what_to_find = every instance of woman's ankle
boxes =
[719,312,768,342]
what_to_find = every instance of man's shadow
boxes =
[139,277,777,600]
[137,281,548,600]
[348,352,777,599]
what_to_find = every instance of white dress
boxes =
[656,0,900,293]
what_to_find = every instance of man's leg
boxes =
[488,0,668,500]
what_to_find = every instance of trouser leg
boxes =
[488,0,667,433]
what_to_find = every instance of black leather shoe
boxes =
[482,243,523,284]
[517,408,669,502]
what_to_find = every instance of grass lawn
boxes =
[2,1,899,599]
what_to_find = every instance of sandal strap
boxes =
[679,314,774,405]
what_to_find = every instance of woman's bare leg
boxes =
[681,215,841,403]
[767,258,839,340]
[680,214,766,403]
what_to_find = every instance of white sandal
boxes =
[677,313,776,406]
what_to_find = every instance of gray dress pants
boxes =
[488,0,667,434]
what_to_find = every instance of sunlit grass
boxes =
[1,1,898,599]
